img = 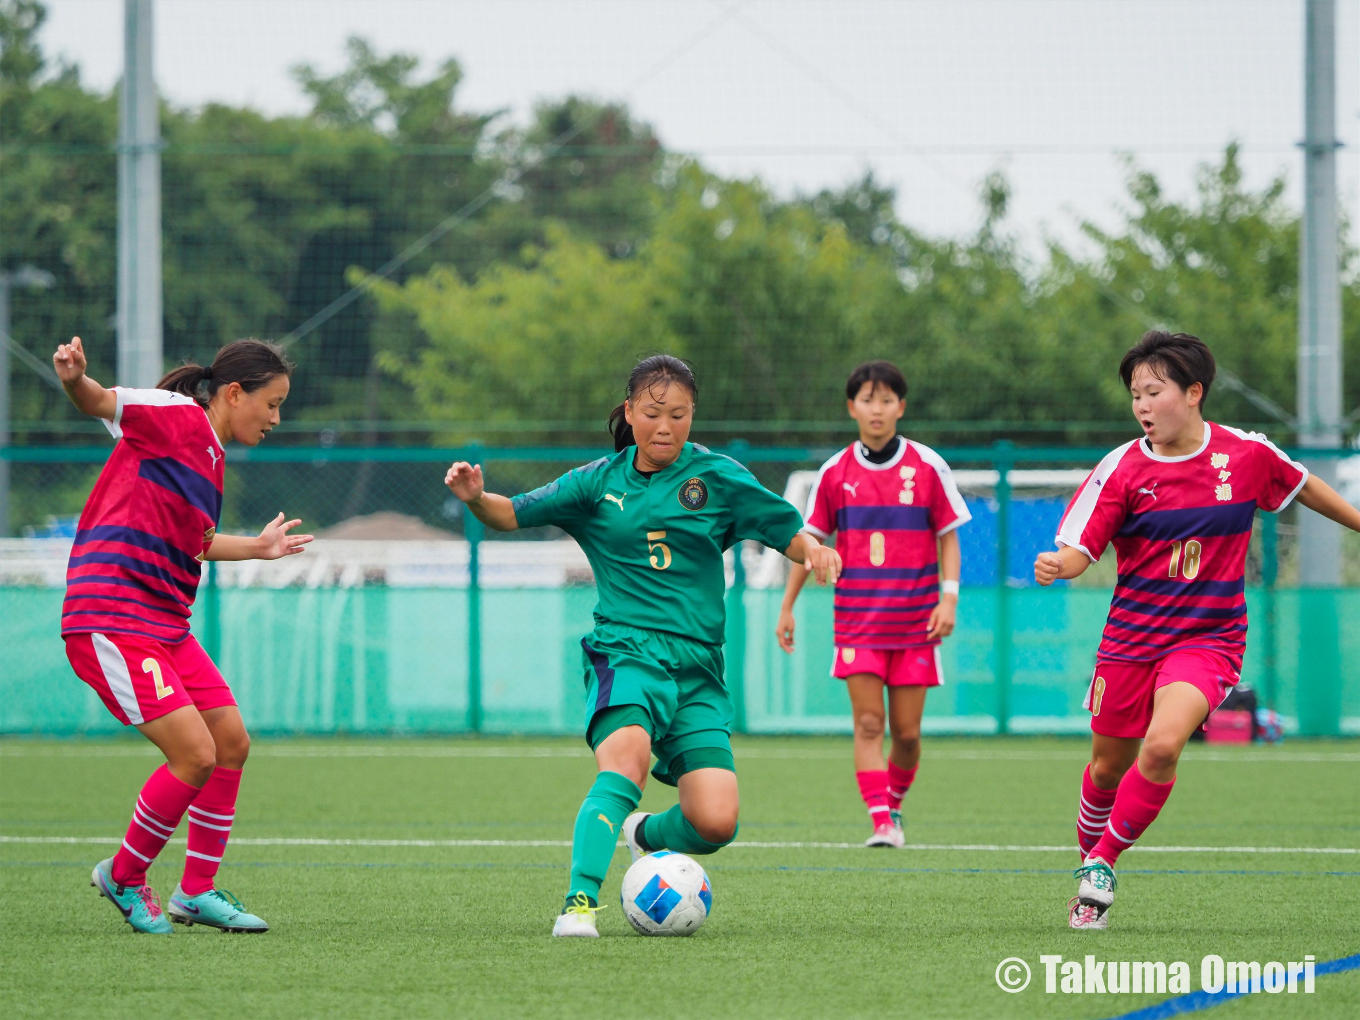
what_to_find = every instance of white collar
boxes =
[852,436,908,471]
[1137,421,1210,463]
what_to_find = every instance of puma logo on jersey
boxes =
[1137,484,1158,501]
[842,481,860,497]
[206,446,221,469]
[597,814,616,833]
[603,493,626,511]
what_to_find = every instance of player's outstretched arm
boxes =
[207,513,314,561]
[445,461,519,532]
[52,337,116,420]
[1034,545,1092,586]
[1295,474,1360,533]
[785,531,841,586]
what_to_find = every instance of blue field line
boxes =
[1102,953,1360,1020]
[6,859,1360,879]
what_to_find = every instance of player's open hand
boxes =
[925,598,956,640]
[257,512,313,560]
[806,543,842,586]
[445,462,485,503]
[53,336,88,385]
[1034,551,1064,586]
[776,607,796,654]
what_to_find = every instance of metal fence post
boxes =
[466,512,483,733]
[993,440,1014,735]
[202,558,221,663]
[726,439,749,734]
[1260,512,1278,710]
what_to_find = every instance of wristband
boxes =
[940,580,960,596]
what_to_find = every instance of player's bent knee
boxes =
[1090,758,1127,789]
[855,712,885,740]
[688,811,738,849]
[1139,738,1181,776]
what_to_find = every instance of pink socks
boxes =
[855,770,891,826]
[1077,764,1118,858]
[1088,763,1175,866]
[886,761,918,811]
[181,767,242,895]
[111,765,202,886]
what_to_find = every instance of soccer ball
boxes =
[619,851,712,936]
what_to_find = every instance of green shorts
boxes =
[580,620,735,787]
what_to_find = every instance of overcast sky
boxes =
[39,0,1360,253]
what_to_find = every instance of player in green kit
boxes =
[444,355,842,937]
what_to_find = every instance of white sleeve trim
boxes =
[803,447,848,529]
[105,386,202,442]
[1056,538,1099,564]
[907,440,972,533]
[1054,440,1136,559]
[801,523,830,539]
[1220,425,1310,513]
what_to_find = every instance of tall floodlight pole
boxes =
[1296,0,1343,736]
[1297,0,1343,582]
[117,0,162,387]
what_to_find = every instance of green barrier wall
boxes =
[3,586,1357,737]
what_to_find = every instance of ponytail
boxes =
[607,354,697,453]
[608,403,632,452]
[158,339,293,408]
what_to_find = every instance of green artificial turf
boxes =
[1,736,1357,1019]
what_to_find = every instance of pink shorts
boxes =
[65,632,235,727]
[1085,648,1238,739]
[831,645,944,687]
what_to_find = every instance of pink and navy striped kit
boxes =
[61,388,225,644]
[803,439,970,650]
[1056,422,1307,670]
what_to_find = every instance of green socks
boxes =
[640,804,737,856]
[566,771,642,904]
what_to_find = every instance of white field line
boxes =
[1,745,1357,764]
[2,835,1356,855]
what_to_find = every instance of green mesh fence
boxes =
[4,585,1357,738]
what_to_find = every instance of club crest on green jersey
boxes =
[678,476,709,511]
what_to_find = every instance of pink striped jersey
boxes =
[62,388,225,643]
[803,438,970,649]
[1056,422,1307,668]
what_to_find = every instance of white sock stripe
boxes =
[868,805,891,815]
[1079,795,1115,813]
[185,849,223,863]
[1077,825,1105,839]
[1078,811,1111,827]
[130,817,174,842]
[132,809,175,838]
[188,818,233,832]
[1104,824,1138,845]
[120,839,153,863]
[187,806,235,821]
[135,799,176,831]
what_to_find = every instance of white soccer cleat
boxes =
[864,820,905,848]
[622,812,652,863]
[1068,896,1108,930]
[1075,856,1116,913]
[552,894,603,938]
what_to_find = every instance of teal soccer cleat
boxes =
[168,886,270,933]
[90,858,173,934]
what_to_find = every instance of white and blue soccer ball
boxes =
[620,851,712,936]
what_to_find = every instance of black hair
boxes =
[845,360,907,401]
[607,355,697,452]
[158,339,294,409]
[1118,330,1215,410]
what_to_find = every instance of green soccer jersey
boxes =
[511,442,803,645]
